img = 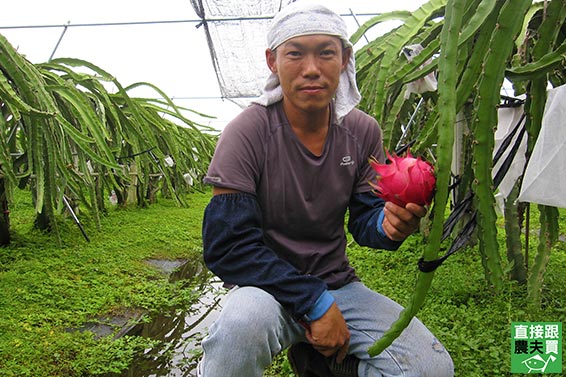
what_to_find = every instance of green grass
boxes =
[0,188,209,376]
[1,188,565,376]
[345,212,566,376]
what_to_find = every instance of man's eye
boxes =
[321,50,336,57]
[287,51,301,57]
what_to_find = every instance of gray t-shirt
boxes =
[204,101,385,288]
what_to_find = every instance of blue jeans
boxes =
[201,282,454,376]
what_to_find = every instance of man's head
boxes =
[266,2,352,51]
[253,2,361,123]
[266,33,350,117]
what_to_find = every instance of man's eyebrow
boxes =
[283,39,340,49]
[283,41,306,49]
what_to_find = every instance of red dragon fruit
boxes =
[369,150,436,207]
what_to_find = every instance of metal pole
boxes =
[349,8,369,44]
[396,97,424,150]
[62,194,90,242]
[47,21,91,242]
[48,21,70,62]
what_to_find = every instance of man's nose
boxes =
[302,54,321,77]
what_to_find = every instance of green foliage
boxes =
[347,226,566,376]
[354,0,566,349]
[71,335,162,375]
[1,189,565,376]
[470,0,532,293]
[0,188,209,376]
[368,0,464,356]
[0,33,218,243]
[264,353,296,377]
[129,279,201,314]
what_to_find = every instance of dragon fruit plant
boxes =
[368,150,436,207]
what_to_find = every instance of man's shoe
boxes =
[287,342,360,377]
[288,342,333,376]
[327,353,360,377]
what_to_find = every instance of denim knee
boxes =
[219,287,286,336]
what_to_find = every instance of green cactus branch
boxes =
[356,0,566,355]
[0,33,217,244]
[367,0,464,357]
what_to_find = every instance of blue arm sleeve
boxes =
[347,192,403,250]
[305,290,335,322]
[202,192,331,319]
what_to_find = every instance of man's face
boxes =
[266,34,350,115]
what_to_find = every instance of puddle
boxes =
[69,308,144,339]
[103,259,226,377]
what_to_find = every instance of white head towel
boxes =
[253,2,361,124]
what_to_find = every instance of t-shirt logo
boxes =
[340,155,354,166]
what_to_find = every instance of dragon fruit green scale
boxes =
[368,150,436,207]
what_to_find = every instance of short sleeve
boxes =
[350,110,385,194]
[203,106,268,194]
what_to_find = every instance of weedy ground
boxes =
[1,188,565,376]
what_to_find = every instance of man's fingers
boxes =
[306,327,349,359]
[405,202,428,218]
[382,201,427,240]
[312,345,337,357]
[335,342,349,363]
[310,343,349,359]
[305,329,317,344]
[304,302,350,360]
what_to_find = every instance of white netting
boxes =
[190,0,294,107]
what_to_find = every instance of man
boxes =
[200,2,454,376]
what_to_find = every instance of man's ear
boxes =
[266,48,277,73]
[342,47,352,70]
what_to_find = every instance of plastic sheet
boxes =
[190,0,294,107]
[401,44,438,99]
[518,84,566,208]
[493,105,527,208]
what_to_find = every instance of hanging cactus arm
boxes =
[472,0,532,292]
[458,0,497,45]
[507,42,566,82]
[0,70,53,119]
[514,2,545,53]
[526,1,565,141]
[455,1,503,110]
[531,1,566,59]
[48,57,116,81]
[367,0,464,357]
[124,81,217,132]
[522,0,566,307]
[356,32,393,78]
[371,0,448,123]
[350,11,411,45]
[44,83,126,195]
[528,206,559,306]
[396,0,496,91]
[0,36,57,216]
[391,22,443,87]
[412,111,439,152]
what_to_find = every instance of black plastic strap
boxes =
[417,255,448,272]
[116,146,156,160]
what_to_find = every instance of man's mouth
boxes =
[299,85,325,94]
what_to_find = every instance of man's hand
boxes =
[304,302,350,363]
[381,202,427,241]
